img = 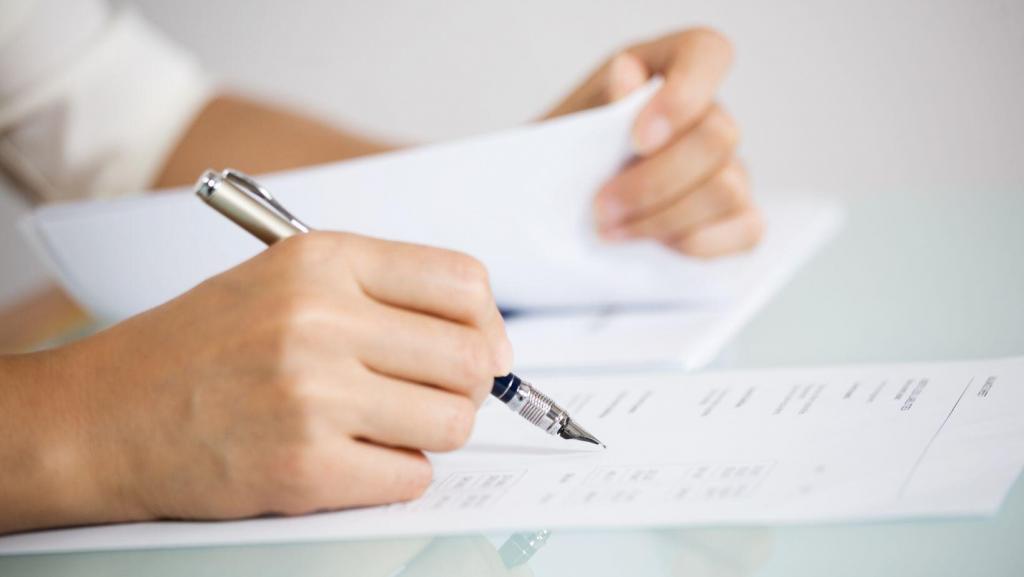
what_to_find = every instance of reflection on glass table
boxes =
[0,526,779,577]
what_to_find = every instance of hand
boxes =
[0,232,511,533]
[547,28,762,257]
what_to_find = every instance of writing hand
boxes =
[0,232,511,532]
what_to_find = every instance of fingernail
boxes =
[595,195,627,226]
[633,113,672,155]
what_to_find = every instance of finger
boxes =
[543,51,650,118]
[595,105,739,227]
[628,28,734,154]
[345,441,433,506]
[607,160,750,241]
[274,440,433,514]
[669,208,764,258]
[348,368,478,453]
[607,52,650,102]
[344,235,500,325]
[353,301,500,403]
[329,233,512,369]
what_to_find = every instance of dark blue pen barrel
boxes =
[492,373,521,403]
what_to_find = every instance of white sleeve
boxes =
[0,0,214,203]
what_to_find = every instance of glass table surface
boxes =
[2,188,1022,576]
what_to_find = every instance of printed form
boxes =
[2,357,1022,554]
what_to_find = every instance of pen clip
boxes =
[222,169,311,233]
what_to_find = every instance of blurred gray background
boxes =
[2,0,1022,306]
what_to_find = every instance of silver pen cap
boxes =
[195,169,309,245]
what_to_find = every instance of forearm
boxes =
[154,93,396,188]
[1,94,397,352]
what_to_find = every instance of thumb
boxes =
[606,52,649,102]
[542,49,650,120]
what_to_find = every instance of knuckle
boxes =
[264,447,323,514]
[449,252,493,303]
[674,234,710,259]
[451,251,489,283]
[438,397,477,451]
[745,211,766,247]
[645,214,678,242]
[277,447,318,484]
[456,333,496,385]
[282,231,333,263]
[275,290,319,326]
[714,164,750,211]
[392,455,434,501]
[661,84,703,123]
[705,107,741,152]
[621,207,662,239]
[681,27,734,59]
[609,49,630,66]
[627,168,654,196]
[266,375,319,434]
[267,293,335,359]
[279,232,357,278]
[724,159,750,190]
[621,170,660,210]
[270,236,358,301]
[620,218,650,239]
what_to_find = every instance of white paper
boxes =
[506,199,841,371]
[20,81,842,371]
[21,81,839,323]
[4,356,1022,555]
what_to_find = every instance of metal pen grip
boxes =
[507,380,568,435]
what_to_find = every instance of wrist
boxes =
[0,345,147,533]
[57,337,153,525]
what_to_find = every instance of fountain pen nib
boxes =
[559,419,606,448]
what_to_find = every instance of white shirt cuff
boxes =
[0,7,214,202]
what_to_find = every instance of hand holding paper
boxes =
[547,29,760,256]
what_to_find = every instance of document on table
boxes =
[4,356,1022,555]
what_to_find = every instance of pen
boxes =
[194,168,605,447]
